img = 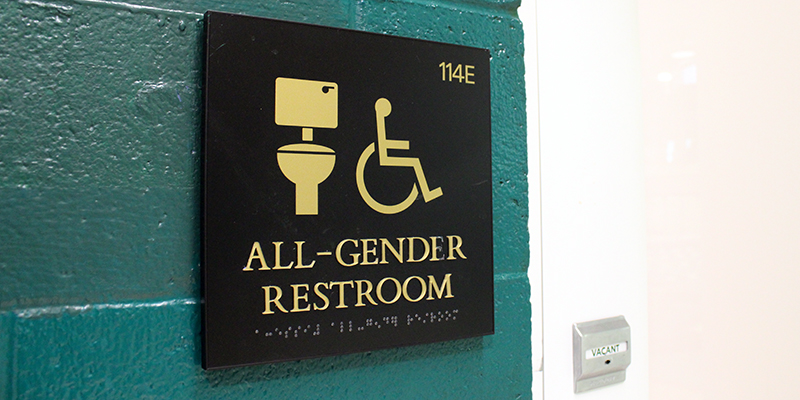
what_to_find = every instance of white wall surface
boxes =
[524,0,649,398]
[640,1,800,398]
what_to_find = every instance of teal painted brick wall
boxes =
[0,0,530,398]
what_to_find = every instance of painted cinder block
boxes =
[0,2,205,308]
[3,278,528,399]
[0,0,530,397]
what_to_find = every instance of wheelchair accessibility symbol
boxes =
[356,98,443,214]
[275,77,442,215]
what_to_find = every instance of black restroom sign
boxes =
[203,11,493,369]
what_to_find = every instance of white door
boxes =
[520,1,649,398]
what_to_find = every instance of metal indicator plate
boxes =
[203,12,492,369]
[573,316,631,393]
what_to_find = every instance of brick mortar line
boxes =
[70,0,204,18]
[494,271,529,282]
[376,0,521,18]
[14,0,205,19]
[13,297,198,319]
[5,274,528,318]
[16,0,519,22]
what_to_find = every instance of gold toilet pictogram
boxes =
[275,77,338,215]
